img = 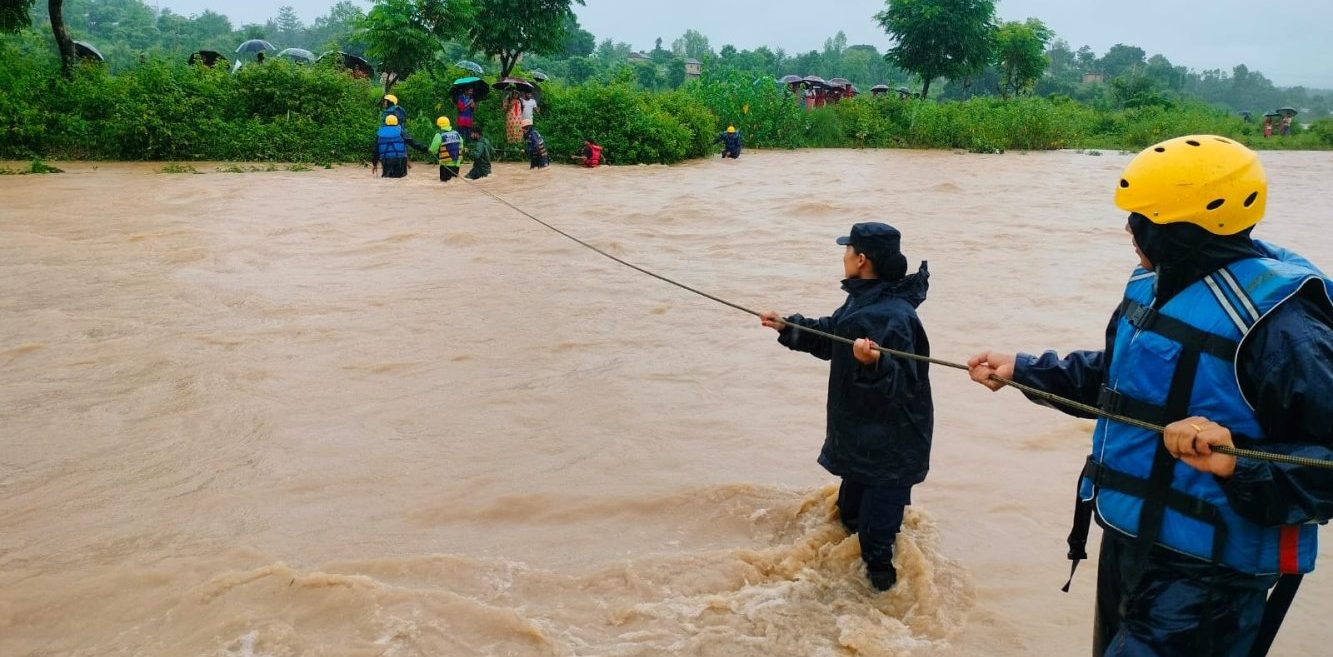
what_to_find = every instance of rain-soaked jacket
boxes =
[778,263,933,487]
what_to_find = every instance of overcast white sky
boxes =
[151,0,1333,88]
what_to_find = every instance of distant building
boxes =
[685,58,702,79]
[1081,72,1105,85]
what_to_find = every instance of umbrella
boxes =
[779,74,802,84]
[452,76,490,101]
[235,39,275,55]
[1263,111,1282,118]
[871,84,890,93]
[896,86,911,94]
[318,51,374,78]
[188,50,226,67]
[456,60,484,75]
[1277,107,1298,118]
[73,40,104,62]
[801,75,827,87]
[492,77,535,93]
[828,77,851,87]
[277,48,315,64]
[531,70,549,82]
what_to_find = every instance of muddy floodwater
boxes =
[2,150,1331,656]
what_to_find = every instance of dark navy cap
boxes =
[836,222,901,252]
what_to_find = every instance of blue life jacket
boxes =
[376,125,407,160]
[1085,242,1333,575]
[438,130,462,165]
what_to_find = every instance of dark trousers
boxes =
[439,164,459,182]
[1094,530,1277,657]
[380,158,407,178]
[837,480,911,581]
[530,156,549,169]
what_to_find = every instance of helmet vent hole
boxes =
[1186,140,1201,147]
[1120,179,1130,188]
[1207,199,1226,211]
[1154,147,1166,153]
[1244,191,1259,207]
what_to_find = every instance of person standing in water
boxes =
[465,126,495,180]
[428,116,463,183]
[371,114,427,178]
[522,120,549,170]
[759,223,933,592]
[716,125,743,159]
[967,136,1333,657]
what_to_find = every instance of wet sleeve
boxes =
[778,313,836,361]
[849,316,915,398]
[1224,294,1333,526]
[403,130,429,153]
[428,134,442,159]
[1010,311,1118,418]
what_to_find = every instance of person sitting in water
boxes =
[428,116,464,183]
[465,126,495,180]
[716,126,743,159]
[522,120,549,170]
[371,114,427,179]
[759,223,933,592]
[571,138,603,168]
[379,94,407,127]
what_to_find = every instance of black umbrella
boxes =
[779,74,802,84]
[492,77,535,93]
[73,40,104,62]
[277,48,315,64]
[451,76,491,101]
[188,50,226,67]
[235,39,276,55]
[871,84,890,93]
[456,60,484,75]
[318,51,374,78]
[896,86,911,94]
[802,75,827,87]
[1277,107,1298,118]
[1263,111,1282,119]
[828,77,851,87]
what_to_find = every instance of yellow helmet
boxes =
[383,94,398,105]
[384,114,399,126]
[1115,135,1267,236]
[436,116,451,130]
[726,125,736,134]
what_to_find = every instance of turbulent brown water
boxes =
[1,150,1331,657]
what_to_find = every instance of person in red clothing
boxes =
[455,88,476,132]
[571,138,603,168]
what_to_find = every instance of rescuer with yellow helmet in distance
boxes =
[968,135,1333,657]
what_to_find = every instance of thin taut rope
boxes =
[450,170,1332,471]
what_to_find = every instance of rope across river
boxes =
[450,170,1333,471]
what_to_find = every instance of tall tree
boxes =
[360,0,471,91]
[671,28,712,61]
[1,0,34,33]
[468,0,584,77]
[993,18,1051,98]
[560,12,594,57]
[875,0,996,98]
[49,0,77,77]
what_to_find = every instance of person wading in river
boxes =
[759,222,933,591]
[967,135,1333,657]
[371,115,428,179]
